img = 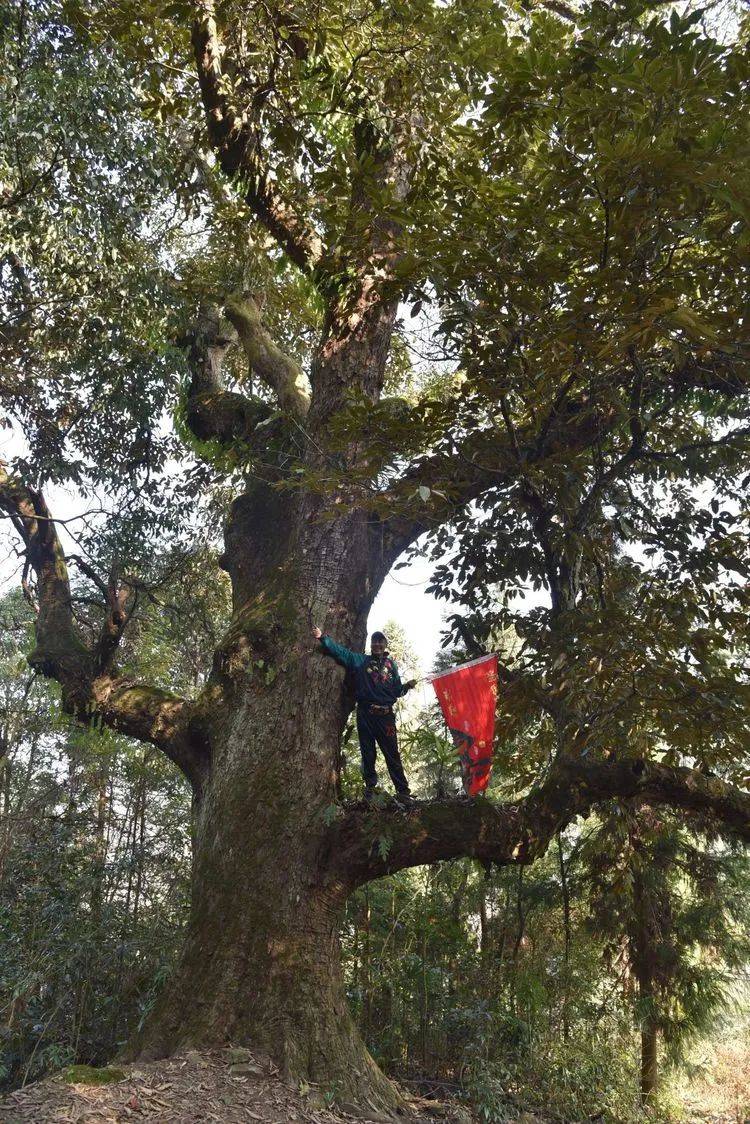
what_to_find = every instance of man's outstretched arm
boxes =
[311,626,363,670]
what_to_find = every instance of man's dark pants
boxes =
[356,703,410,794]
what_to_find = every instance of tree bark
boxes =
[130,708,400,1108]
[128,485,402,1110]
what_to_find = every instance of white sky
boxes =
[370,552,445,675]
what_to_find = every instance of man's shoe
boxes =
[364,786,378,803]
[394,791,415,808]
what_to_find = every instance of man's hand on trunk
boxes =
[312,626,322,640]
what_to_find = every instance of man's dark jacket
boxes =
[319,636,409,707]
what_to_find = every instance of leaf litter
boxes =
[0,1049,474,1123]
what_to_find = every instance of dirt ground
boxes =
[0,1049,474,1124]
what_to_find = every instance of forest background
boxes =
[1,0,750,1120]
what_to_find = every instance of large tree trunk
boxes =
[135,774,395,1105]
[130,492,401,1110]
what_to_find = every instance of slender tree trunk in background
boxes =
[479,874,490,970]
[0,727,10,888]
[494,882,511,994]
[513,867,526,962]
[363,885,372,1045]
[632,848,660,1105]
[122,797,137,924]
[351,900,360,1007]
[511,866,526,1014]
[557,833,571,1042]
[640,1013,658,1104]
[6,731,42,887]
[420,927,428,1073]
[90,765,108,927]
[445,864,470,1067]
[132,767,147,929]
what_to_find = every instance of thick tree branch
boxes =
[376,396,618,566]
[192,1,323,274]
[327,758,750,889]
[312,94,423,417]
[73,555,137,676]
[95,580,135,677]
[0,466,89,689]
[224,292,310,417]
[377,346,749,562]
[89,676,206,786]
[0,464,208,790]
[184,304,277,447]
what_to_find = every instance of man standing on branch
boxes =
[312,627,417,803]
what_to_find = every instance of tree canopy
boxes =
[1,0,749,1113]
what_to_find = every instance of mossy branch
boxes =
[0,463,208,791]
[328,758,750,889]
[183,304,283,454]
[224,293,310,418]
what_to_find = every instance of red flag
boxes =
[430,654,499,795]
